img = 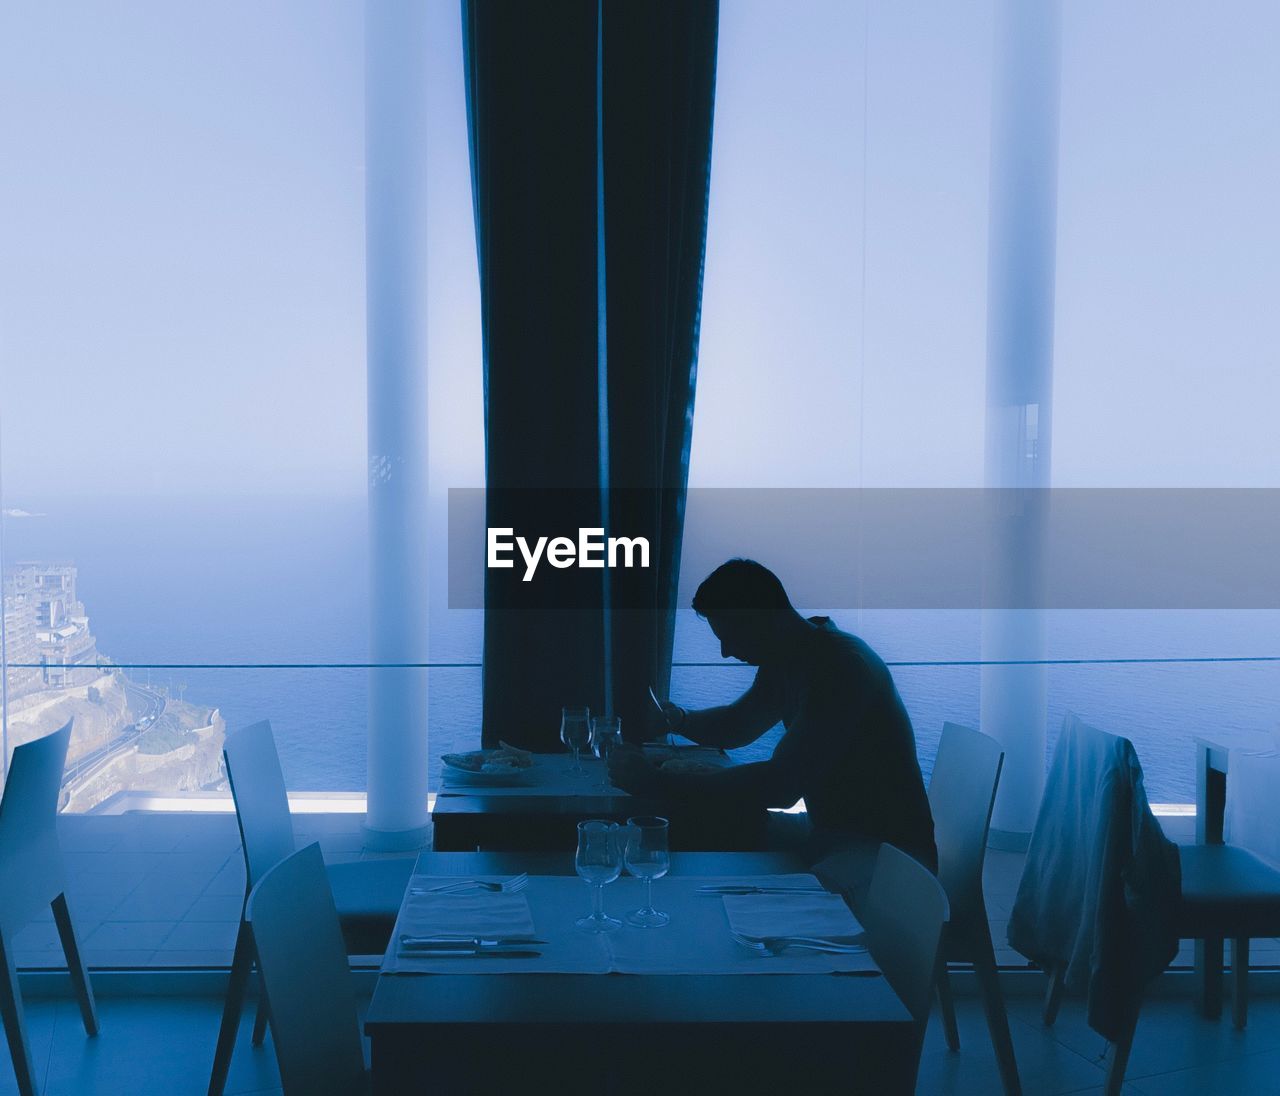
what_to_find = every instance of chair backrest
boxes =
[1008,713,1181,1033]
[0,720,72,931]
[246,843,366,1096]
[928,722,1004,925]
[224,720,296,891]
[863,843,949,1024]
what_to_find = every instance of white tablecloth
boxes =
[382,874,877,976]
[438,747,728,797]
[1225,737,1280,868]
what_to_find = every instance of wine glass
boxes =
[575,820,623,932]
[591,715,622,789]
[624,816,670,927]
[560,706,591,777]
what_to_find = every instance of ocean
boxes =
[5,494,1279,804]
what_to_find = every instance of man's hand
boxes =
[607,743,664,797]
[658,699,685,733]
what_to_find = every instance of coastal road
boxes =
[61,681,167,792]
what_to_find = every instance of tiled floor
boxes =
[12,813,412,969]
[4,992,1279,1094]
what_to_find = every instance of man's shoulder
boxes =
[807,616,878,657]
[804,617,888,679]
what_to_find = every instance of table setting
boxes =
[437,707,730,797]
[382,816,871,976]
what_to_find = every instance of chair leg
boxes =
[1042,963,1066,1027]
[251,989,269,1046]
[973,929,1022,1096]
[935,956,960,1051]
[1104,1001,1140,1096]
[1196,936,1224,1019]
[1231,937,1249,1031]
[0,929,39,1096]
[51,893,98,1036]
[209,917,254,1096]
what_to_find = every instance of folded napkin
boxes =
[397,890,537,944]
[723,892,864,941]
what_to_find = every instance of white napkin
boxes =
[397,891,537,942]
[1225,749,1280,868]
[723,892,864,941]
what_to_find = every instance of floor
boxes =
[4,991,1279,1094]
[9,813,411,970]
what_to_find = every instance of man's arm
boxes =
[674,667,786,750]
[609,742,804,812]
[655,755,805,811]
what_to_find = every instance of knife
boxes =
[399,935,546,949]
[399,946,543,958]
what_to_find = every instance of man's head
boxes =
[692,559,799,665]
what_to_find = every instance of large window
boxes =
[678,0,1280,802]
[679,0,992,773]
[0,0,484,808]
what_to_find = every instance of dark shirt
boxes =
[659,617,936,866]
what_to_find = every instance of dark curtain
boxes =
[465,0,605,750]
[464,0,718,749]
[602,0,718,738]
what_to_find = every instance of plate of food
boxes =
[441,742,539,786]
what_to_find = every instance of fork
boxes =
[411,873,529,895]
[731,932,866,955]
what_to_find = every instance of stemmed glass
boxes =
[575,820,623,932]
[624,816,670,927]
[591,715,622,789]
[560,706,592,777]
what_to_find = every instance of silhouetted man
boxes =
[609,559,937,882]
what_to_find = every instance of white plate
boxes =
[441,760,539,787]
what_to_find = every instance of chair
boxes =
[0,721,98,1096]
[209,721,413,1096]
[929,723,1021,1095]
[854,843,950,1094]
[1176,842,1280,1031]
[246,843,368,1096]
[1022,715,1280,1096]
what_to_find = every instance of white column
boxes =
[364,0,431,850]
[981,0,1062,849]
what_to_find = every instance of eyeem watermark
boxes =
[487,527,651,582]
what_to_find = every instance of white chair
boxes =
[209,721,412,1096]
[859,843,950,1093]
[246,843,368,1096]
[929,723,1021,1095]
[0,721,98,1096]
[1022,716,1280,1095]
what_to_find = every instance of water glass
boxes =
[624,816,670,927]
[575,820,623,932]
[591,715,622,788]
[560,706,592,776]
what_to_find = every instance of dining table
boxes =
[364,851,919,1095]
[431,745,770,852]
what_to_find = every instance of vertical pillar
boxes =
[981,0,1062,848]
[364,0,430,850]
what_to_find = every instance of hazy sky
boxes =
[2,0,1278,502]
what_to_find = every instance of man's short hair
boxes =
[692,559,792,617]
